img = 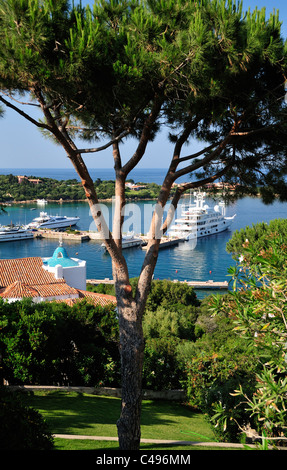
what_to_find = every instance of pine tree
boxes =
[0,0,286,449]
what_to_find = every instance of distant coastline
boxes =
[1,168,183,185]
[0,172,170,204]
[0,168,256,205]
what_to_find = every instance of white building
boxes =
[42,244,87,290]
[0,245,116,307]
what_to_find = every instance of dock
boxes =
[34,229,90,242]
[180,280,228,290]
[32,230,183,248]
[141,237,184,250]
[87,278,115,285]
[87,278,228,289]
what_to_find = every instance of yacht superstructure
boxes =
[25,212,80,230]
[0,225,34,242]
[168,192,235,240]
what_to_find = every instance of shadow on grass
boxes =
[25,390,207,440]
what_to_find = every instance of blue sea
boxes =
[1,168,287,297]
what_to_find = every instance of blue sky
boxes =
[1,0,286,170]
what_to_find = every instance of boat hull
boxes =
[34,219,79,229]
[26,215,80,230]
[169,218,234,240]
[101,232,142,251]
[168,191,236,241]
[122,239,142,248]
[0,230,34,242]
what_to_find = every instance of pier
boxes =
[88,278,115,285]
[141,237,185,250]
[180,280,228,289]
[33,230,185,249]
[34,229,90,242]
[87,278,228,289]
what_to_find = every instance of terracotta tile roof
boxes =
[0,279,78,300]
[1,280,39,299]
[0,256,117,307]
[77,290,117,307]
[0,257,64,288]
[51,290,117,307]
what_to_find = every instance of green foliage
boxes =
[87,282,115,296]
[182,298,258,441]
[0,174,86,202]
[0,386,54,450]
[142,305,198,390]
[142,336,184,390]
[209,221,287,445]
[0,298,120,386]
[145,278,200,311]
[89,278,199,310]
[226,218,287,261]
[141,280,199,390]
[0,174,164,202]
[0,0,286,205]
[143,306,197,341]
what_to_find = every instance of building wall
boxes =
[43,258,87,291]
[59,264,86,290]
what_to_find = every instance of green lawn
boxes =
[24,390,223,450]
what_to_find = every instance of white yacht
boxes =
[25,211,80,230]
[0,225,34,242]
[168,191,236,240]
[121,232,143,248]
[37,199,47,205]
[102,231,143,251]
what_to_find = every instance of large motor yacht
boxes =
[25,211,80,230]
[168,191,236,240]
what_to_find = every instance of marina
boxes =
[34,229,90,242]
[0,168,286,295]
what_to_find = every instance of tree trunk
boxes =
[116,293,145,450]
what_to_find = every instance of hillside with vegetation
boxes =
[0,174,166,203]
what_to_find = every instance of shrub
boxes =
[0,298,120,386]
[209,222,287,444]
[0,387,54,450]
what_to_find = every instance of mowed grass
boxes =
[24,390,219,450]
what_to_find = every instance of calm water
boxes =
[1,168,287,296]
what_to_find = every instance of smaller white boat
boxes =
[102,231,142,251]
[121,232,143,248]
[25,211,80,230]
[0,225,34,242]
[37,199,47,205]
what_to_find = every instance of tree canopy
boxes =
[0,0,286,204]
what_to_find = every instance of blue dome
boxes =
[46,246,79,267]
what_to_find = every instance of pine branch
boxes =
[174,131,233,179]
[77,129,131,154]
[177,142,219,164]
[0,94,49,130]
[121,94,164,176]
